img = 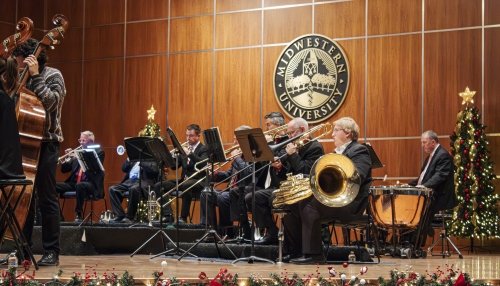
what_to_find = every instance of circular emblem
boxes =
[273,34,350,123]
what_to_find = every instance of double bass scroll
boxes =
[0,17,34,59]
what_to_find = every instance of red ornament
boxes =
[343,262,349,268]
[464,212,469,220]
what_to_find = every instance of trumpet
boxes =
[170,141,189,156]
[147,187,159,226]
[57,145,83,164]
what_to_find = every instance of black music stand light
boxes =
[178,127,237,261]
[232,128,275,264]
[75,148,105,226]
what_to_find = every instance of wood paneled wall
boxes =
[1,0,499,225]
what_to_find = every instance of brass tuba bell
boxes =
[273,153,360,208]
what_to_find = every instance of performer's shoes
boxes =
[254,235,278,245]
[74,212,83,223]
[290,254,325,265]
[177,217,187,224]
[37,251,59,266]
[278,254,300,263]
[109,216,125,223]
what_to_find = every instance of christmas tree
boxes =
[448,87,499,238]
[138,105,161,138]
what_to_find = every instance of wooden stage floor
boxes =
[3,254,500,285]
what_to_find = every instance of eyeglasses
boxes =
[333,128,345,133]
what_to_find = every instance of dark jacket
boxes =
[212,156,252,189]
[278,139,325,178]
[171,143,209,181]
[120,159,160,187]
[61,147,105,199]
[409,144,457,211]
[342,141,373,215]
[0,90,23,179]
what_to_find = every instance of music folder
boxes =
[76,149,104,173]
[124,137,155,162]
[144,137,176,169]
[235,128,274,163]
[362,142,383,169]
[203,127,226,164]
[166,127,187,158]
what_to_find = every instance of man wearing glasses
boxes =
[56,131,105,223]
[284,117,372,264]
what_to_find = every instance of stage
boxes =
[2,254,500,285]
[1,225,499,285]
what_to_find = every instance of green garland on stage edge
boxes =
[0,264,492,286]
[448,87,499,238]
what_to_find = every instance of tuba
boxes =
[273,153,360,208]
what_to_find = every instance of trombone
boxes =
[214,122,333,191]
[157,122,333,207]
[57,145,83,164]
[156,143,242,208]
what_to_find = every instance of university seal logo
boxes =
[274,34,350,123]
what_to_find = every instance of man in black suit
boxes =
[200,125,253,237]
[109,158,160,223]
[248,117,324,245]
[56,131,105,222]
[154,124,208,223]
[284,117,372,264]
[408,130,456,243]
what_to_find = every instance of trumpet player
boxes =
[153,124,208,223]
[55,131,105,222]
[283,117,372,264]
[108,157,161,223]
[200,125,253,238]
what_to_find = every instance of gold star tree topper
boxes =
[459,86,476,105]
[147,105,156,121]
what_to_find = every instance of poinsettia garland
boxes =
[0,263,492,286]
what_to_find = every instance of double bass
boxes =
[2,15,69,240]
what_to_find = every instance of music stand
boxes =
[129,137,189,258]
[178,127,238,261]
[75,148,105,226]
[124,137,156,228]
[167,127,187,158]
[232,128,275,264]
[362,143,383,169]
